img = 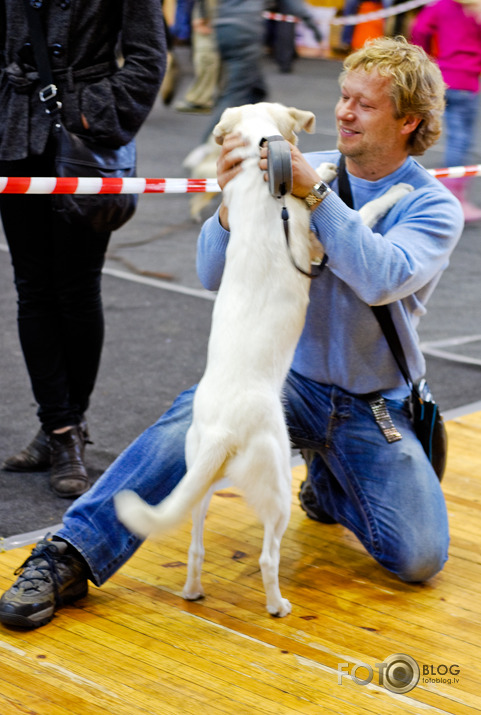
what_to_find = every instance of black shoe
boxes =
[49,427,90,498]
[298,477,337,524]
[77,417,92,456]
[2,428,51,472]
[0,536,89,629]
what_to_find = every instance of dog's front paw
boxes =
[182,583,205,601]
[315,162,337,184]
[267,597,292,617]
[383,182,414,200]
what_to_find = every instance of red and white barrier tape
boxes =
[264,0,430,27]
[262,11,298,23]
[0,166,479,195]
[0,177,221,194]
[428,165,481,179]
[331,0,430,26]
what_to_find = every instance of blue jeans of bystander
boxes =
[444,88,480,168]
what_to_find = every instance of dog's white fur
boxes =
[115,102,413,617]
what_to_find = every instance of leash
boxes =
[261,136,327,279]
[280,202,328,278]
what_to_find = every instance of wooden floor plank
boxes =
[0,413,480,713]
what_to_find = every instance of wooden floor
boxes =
[1,413,480,715]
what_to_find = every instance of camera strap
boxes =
[338,154,403,443]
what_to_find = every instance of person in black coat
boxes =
[0,0,166,497]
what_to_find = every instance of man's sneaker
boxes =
[298,477,337,524]
[0,535,89,629]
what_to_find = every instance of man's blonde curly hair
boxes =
[340,36,446,156]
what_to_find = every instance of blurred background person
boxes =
[411,0,481,221]
[170,0,196,44]
[200,0,268,141]
[175,0,221,113]
[265,0,323,74]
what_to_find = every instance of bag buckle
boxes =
[39,83,62,113]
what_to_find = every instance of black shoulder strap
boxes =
[337,153,413,389]
[337,154,354,209]
[22,0,61,115]
[370,304,413,387]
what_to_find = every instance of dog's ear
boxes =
[275,107,316,144]
[213,107,243,145]
[287,107,316,135]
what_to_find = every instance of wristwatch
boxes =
[304,180,332,210]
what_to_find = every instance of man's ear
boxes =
[401,115,422,137]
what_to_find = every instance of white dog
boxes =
[115,102,413,618]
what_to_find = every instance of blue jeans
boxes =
[444,88,480,167]
[59,372,449,585]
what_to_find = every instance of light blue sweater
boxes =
[196,151,464,397]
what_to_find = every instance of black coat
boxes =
[0,0,167,160]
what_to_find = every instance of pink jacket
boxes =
[411,0,481,92]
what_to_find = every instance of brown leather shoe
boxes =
[49,427,90,498]
[2,429,51,472]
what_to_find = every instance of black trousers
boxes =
[265,19,297,73]
[0,152,111,433]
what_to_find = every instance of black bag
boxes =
[410,379,448,481]
[371,304,448,482]
[53,123,138,233]
[338,155,447,481]
[23,0,138,233]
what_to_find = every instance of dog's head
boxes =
[213,102,316,146]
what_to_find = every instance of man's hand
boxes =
[290,144,325,198]
[259,142,326,199]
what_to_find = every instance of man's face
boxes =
[335,68,413,178]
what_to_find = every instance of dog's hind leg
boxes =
[182,493,210,601]
[259,508,292,617]
[182,477,230,601]
[236,433,292,617]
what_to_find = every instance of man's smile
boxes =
[338,125,360,137]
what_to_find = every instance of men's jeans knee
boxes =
[284,372,450,582]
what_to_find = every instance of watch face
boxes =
[313,182,327,196]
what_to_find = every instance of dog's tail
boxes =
[114,439,228,539]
